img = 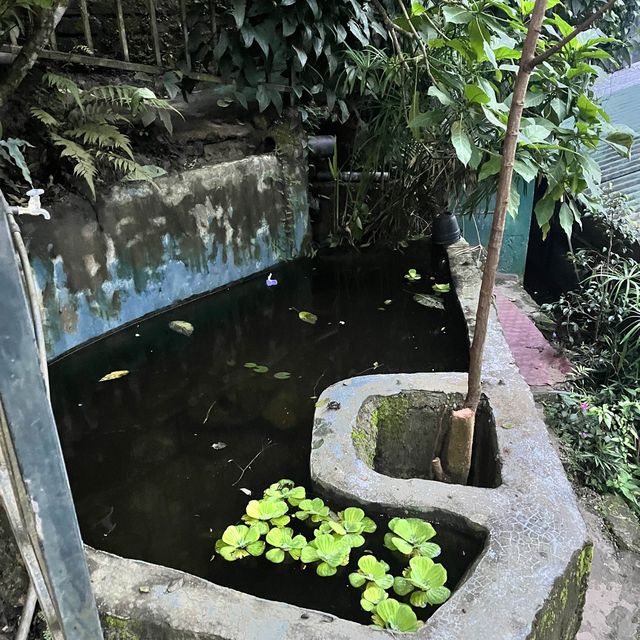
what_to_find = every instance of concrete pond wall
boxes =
[21,149,309,359]
[60,240,589,640]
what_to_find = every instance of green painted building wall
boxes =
[458,179,535,277]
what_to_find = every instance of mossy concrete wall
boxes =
[22,150,309,358]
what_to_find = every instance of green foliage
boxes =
[214,524,265,560]
[360,584,388,612]
[328,0,634,246]
[294,497,331,523]
[0,137,33,187]
[371,598,423,632]
[384,517,441,558]
[210,0,389,120]
[0,0,55,44]
[392,556,451,607]
[300,533,351,576]
[263,478,306,506]
[242,498,290,533]
[348,555,394,590]
[543,223,640,512]
[265,526,307,563]
[404,269,422,282]
[29,73,176,196]
[317,506,377,548]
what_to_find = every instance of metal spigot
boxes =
[19,188,50,219]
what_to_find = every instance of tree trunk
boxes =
[465,0,549,412]
[0,2,68,114]
[444,0,549,484]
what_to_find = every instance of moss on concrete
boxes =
[527,543,593,640]
[102,615,141,640]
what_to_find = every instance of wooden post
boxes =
[78,0,94,53]
[147,0,162,66]
[180,0,191,71]
[115,0,129,61]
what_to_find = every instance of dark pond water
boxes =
[50,242,478,623]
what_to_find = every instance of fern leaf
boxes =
[50,134,97,196]
[43,73,84,112]
[31,107,60,128]
[64,123,133,159]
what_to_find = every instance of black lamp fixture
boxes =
[433,210,461,246]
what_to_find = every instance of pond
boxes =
[50,241,479,624]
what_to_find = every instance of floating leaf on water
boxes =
[244,362,258,369]
[254,365,269,374]
[99,370,129,382]
[404,269,422,282]
[413,294,444,310]
[298,311,318,325]
[169,320,194,337]
[273,372,291,380]
[240,488,252,496]
[211,442,227,450]
[377,307,386,311]
[384,299,392,305]
[432,283,451,293]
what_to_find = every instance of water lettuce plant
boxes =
[265,527,307,563]
[371,598,423,632]
[383,518,441,558]
[241,498,290,534]
[349,555,394,590]
[295,497,331,524]
[264,479,306,506]
[318,506,376,547]
[393,556,451,607]
[360,584,388,612]
[214,524,265,561]
[300,533,351,577]
[214,480,453,631]
[404,268,422,282]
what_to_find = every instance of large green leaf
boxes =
[451,121,472,166]
[230,0,247,28]
[558,202,574,240]
[478,156,502,182]
[442,6,472,24]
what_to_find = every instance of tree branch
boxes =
[0,2,67,113]
[528,0,616,68]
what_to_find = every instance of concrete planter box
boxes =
[85,241,589,640]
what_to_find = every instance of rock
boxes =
[601,494,640,554]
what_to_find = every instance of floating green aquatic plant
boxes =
[404,268,422,282]
[295,497,331,524]
[349,555,394,590]
[318,506,376,547]
[371,598,423,632]
[265,527,307,563]
[393,556,451,607]
[300,533,351,577]
[263,479,306,506]
[383,518,441,558]
[241,498,290,534]
[214,524,265,561]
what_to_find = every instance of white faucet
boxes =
[18,188,50,219]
